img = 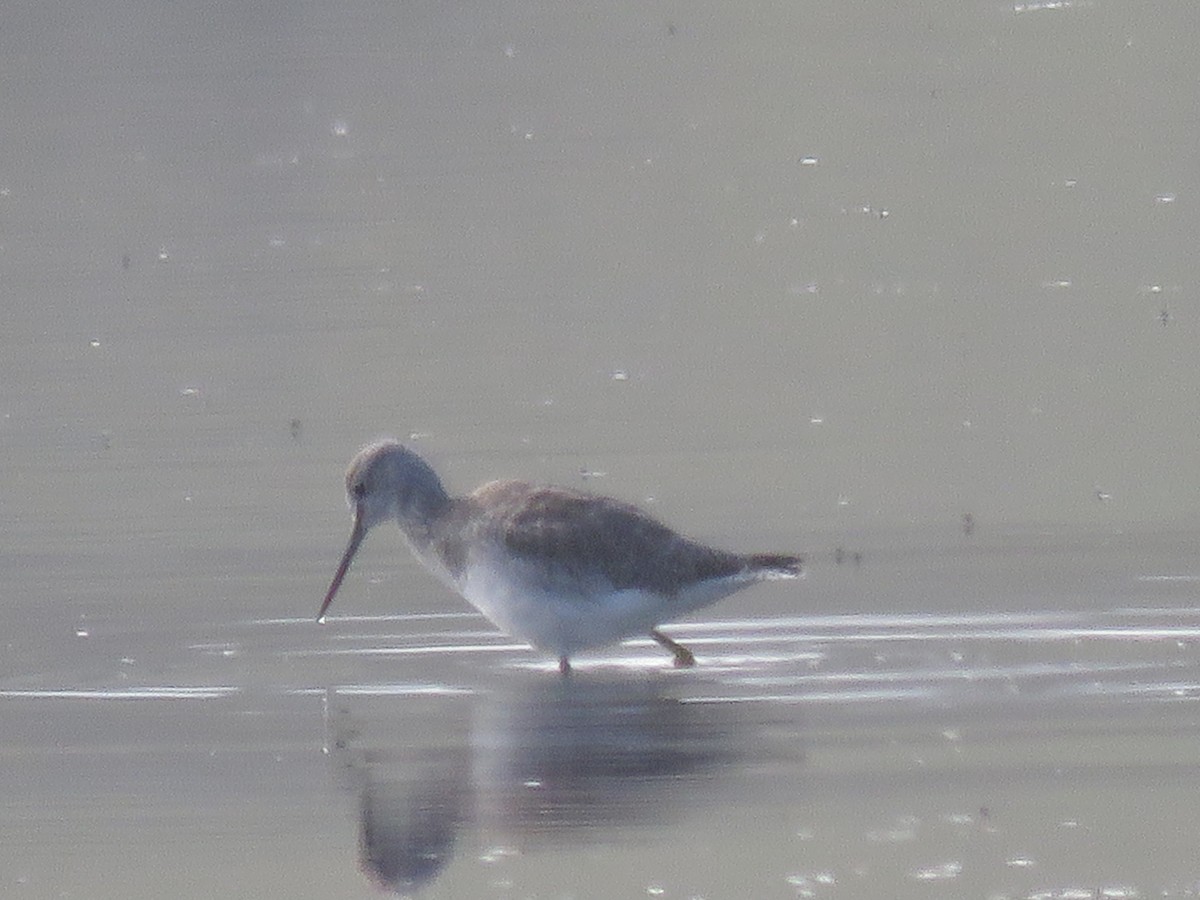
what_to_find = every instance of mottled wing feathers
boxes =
[464,480,749,596]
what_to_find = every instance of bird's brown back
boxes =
[446,480,750,597]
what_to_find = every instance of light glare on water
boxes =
[6,545,1200,896]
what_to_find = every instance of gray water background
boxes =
[3,2,1200,897]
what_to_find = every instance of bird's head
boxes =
[316,440,448,623]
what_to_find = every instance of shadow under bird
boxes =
[317,440,803,674]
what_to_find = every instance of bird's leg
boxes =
[650,629,695,668]
[558,656,572,676]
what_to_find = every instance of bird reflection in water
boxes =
[357,767,469,892]
[325,675,769,893]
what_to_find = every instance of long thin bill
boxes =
[316,510,366,623]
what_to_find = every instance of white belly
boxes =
[457,561,663,656]
[454,552,751,657]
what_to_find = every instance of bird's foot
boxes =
[558,656,572,676]
[650,629,696,668]
[671,646,696,668]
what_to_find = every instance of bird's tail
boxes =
[745,553,803,579]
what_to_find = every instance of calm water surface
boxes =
[6,529,1200,898]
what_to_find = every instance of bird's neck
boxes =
[394,475,451,550]
[395,490,462,592]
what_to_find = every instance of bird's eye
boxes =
[352,482,366,499]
